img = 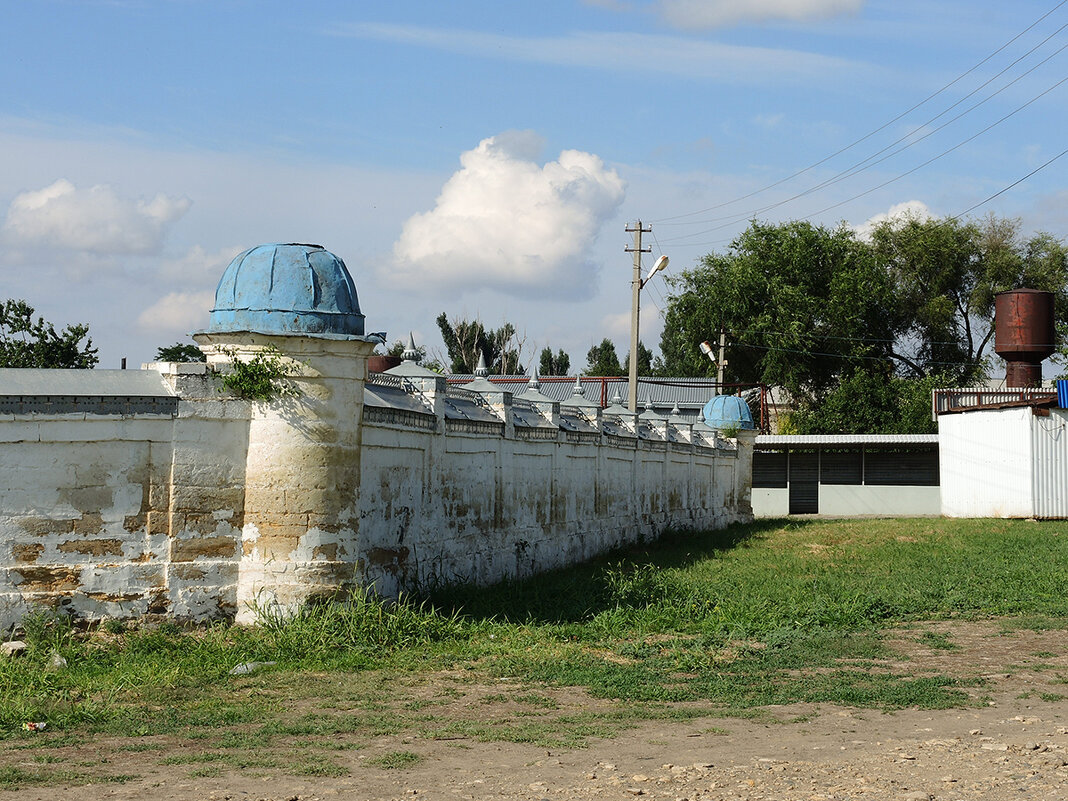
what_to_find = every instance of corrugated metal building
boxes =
[752,434,941,517]
[938,404,1068,519]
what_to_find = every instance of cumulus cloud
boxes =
[1,179,191,255]
[392,132,625,298]
[658,0,864,28]
[854,200,933,240]
[136,290,215,334]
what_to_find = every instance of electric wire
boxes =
[799,73,1068,222]
[662,71,1068,248]
[648,0,1068,225]
[951,146,1068,218]
[660,35,1068,242]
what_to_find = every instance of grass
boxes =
[2,517,1068,787]
[368,750,422,769]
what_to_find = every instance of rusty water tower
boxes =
[994,288,1056,388]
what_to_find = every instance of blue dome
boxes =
[207,243,365,337]
[701,395,755,430]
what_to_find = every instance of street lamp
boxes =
[628,222,668,411]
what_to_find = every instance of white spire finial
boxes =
[528,362,540,391]
[475,351,489,377]
[572,377,585,397]
[403,332,420,363]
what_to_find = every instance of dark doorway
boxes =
[788,450,819,514]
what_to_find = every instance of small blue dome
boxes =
[702,395,755,430]
[207,243,365,337]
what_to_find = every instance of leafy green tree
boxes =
[659,220,895,404]
[583,338,625,376]
[156,342,206,363]
[624,341,654,377]
[870,213,1068,383]
[0,300,98,369]
[660,214,1067,433]
[436,313,524,374]
[538,347,570,376]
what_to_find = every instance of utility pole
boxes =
[625,220,651,412]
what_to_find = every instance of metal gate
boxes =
[788,450,819,514]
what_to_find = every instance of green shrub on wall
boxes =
[218,345,298,401]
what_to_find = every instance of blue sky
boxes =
[1,0,1065,371]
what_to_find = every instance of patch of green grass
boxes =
[0,765,134,790]
[1040,692,1067,702]
[293,758,348,777]
[916,631,960,651]
[368,750,421,769]
[2,518,1068,762]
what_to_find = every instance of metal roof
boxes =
[446,375,723,408]
[363,382,433,416]
[0,369,174,397]
[756,434,939,446]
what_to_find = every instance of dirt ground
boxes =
[6,621,1068,801]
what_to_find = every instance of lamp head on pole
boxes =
[642,255,669,286]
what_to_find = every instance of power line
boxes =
[734,340,991,369]
[649,0,1068,225]
[799,72,1068,222]
[661,34,1068,241]
[951,146,1068,218]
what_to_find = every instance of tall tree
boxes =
[156,342,206,363]
[659,220,895,402]
[0,300,98,369]
[624,341,654,377]
[870,214,1068,383]
[538,347,570,376]
[659,215,1068,433]
[583,338,625,376]
[436,313,525,374]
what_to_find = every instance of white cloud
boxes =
[135,246,243,336]
[657,0,864,28]
[1,179,190,255]
[330,25,872,86]
[157,244,244,283]
[392,132,626,299]
[136,290,215,335]
[854,199,933,240]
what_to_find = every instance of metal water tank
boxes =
[994,289,1055,388]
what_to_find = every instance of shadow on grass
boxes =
[428,517,814,625]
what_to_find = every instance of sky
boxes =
[1,0,1066,372]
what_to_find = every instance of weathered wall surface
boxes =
[0,358,753,628]
[358,410,751,597]
[0,370,250,628]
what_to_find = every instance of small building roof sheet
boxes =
[756,434,939,446]
[0,368,174,397]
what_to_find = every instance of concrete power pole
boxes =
[625,220,651,412]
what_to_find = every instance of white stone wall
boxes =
[358,415,752,597]
[0,360,753,627]
[0,378,250,629]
